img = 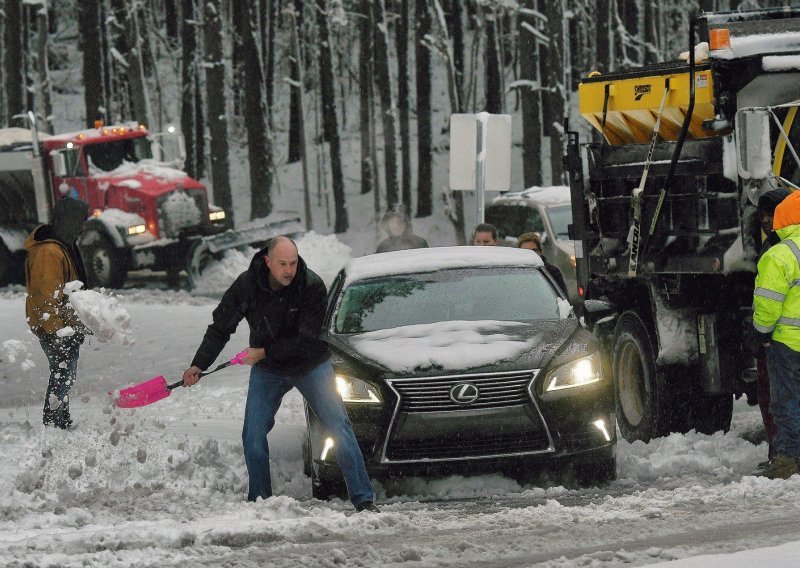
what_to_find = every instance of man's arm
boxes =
[190,275,248,371]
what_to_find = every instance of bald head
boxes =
[265,236,299,289]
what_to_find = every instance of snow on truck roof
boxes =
[0,127,51,148]
[343,246,544,284]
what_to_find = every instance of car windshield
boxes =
[335,267,561,334]
[485,205,544,239]
[546,205,572,240]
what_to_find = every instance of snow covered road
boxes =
[2,288,800,567]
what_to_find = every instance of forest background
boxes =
[0,0,790,245]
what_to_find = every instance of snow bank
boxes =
[191,231,352,296]
[65,281,134,345]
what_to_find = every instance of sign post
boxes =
[449,113,512,228]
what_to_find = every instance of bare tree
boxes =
[203,0,232,220]
[164,0,178,42]
[122,1,153,126]
[316,0,348,232]
[395,0,411,207]
[359,0,375,197]
[4,0,24,126]
[287,0,303,164]
[372,0,399,208]
[518,0,543,187]
[483,5,502,113]
[79,0,105,127]
[240,0,272,219]
[180,0,198,177]
[415,0,433,217]
[544,0,566,184]
[35,0,53,132]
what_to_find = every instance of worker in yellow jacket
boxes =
[753,190,800,479]
[24,197,90,429]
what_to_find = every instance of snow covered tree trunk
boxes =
[240,0,272,219]
[372,0,399,209]
[0,0,4,123]
[287,4,313,230]
[451,0,465,105]
[203,0,232,221]
[263,0,277,130]
[359,0,375,196]
[4,0,25,126]
[35,1,53,133]
[415,0,433,217]
[643,0,660,65]
[518,0,542,187]
[395,0,412,207]
[164,0,178,42]
[287,0,303,164]
[595,0,613,73]
[180,0,198,177]
[544,0,565,184]
[483,6,502,114]
[123,0,153,127]
[79,0,105,127]
[316,0,348,232]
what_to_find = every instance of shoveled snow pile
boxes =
[65,281,134,345]
[1,339,36,372]
[191,231,352,296]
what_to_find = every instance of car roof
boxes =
[344,246,544,284]
[491,185,571,207]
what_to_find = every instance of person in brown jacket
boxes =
[25,197,90,429]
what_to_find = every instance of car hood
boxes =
[328,319,596,378]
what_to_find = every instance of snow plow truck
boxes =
[0,114,301,289]
[567,7,800,442]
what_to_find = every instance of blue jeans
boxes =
[39,335,81,425]
[766,341,800,458]
[242,360,374,506]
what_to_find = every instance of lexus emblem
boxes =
[449,383,479,405]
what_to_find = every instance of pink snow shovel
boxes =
[112,349,249,408]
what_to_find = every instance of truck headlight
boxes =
[127,224,146,235]
[335,374,381,403]
[209,211,226,222]
[544,352,603,392]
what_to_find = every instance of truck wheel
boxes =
[82,230,127,288]
[613,312,669,442]
[186,240,216,289]
[691,394,733,435]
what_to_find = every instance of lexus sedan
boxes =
[303,247,615,499]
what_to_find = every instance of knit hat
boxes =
[757,188,791,216]
[772,190,800,230]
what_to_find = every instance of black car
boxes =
[303,247,615,498]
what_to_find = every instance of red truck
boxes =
[0,113,300,288]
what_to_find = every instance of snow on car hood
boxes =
[343,319,577,373]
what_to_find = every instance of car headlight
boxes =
[209,210,226,222]
[127,224,146,235]
[543,352,603,392]
[335,374,381,404]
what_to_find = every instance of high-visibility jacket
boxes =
[753,224,800,352]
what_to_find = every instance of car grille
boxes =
[388,371,535,412]
[386,429,550,460]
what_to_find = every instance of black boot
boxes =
[51,402,72,430]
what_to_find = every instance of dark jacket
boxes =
[376,233,429,253]
[542,256,567,297]
[191,247,330,376]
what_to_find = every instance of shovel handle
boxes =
[167,361,231,390]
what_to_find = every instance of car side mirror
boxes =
[735,108,772,180]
